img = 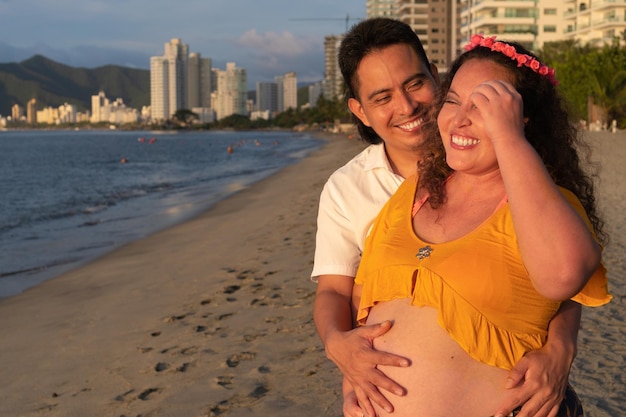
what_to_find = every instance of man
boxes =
[312,17,581,417]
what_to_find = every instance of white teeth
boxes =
[451,135,480,146]
[398,118,423,130]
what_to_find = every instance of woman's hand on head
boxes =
[469,80,526,147]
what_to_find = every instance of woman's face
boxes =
[437,58,518,176]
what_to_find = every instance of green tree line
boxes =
[541,38,626,128]
[165,94,351,131]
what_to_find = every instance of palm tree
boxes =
[587,40,626,125]
[171,109,199,127]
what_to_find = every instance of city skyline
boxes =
[0,0,365,89]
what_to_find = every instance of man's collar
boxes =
[364,143,395,173]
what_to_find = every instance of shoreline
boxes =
[0,129,327,300]
[0,131,365,417]
[0,130,622,416]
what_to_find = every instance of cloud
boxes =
[230,29,326,84]
[236,29,318,56]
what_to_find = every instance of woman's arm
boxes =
[471,80,601,300]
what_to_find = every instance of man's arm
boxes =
[493,300,581,417]
[314,274,409,416]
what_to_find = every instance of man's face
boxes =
[348,43,439,154]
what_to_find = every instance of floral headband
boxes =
[464,34,558,85]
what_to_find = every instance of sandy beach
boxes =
[0,130,623,417]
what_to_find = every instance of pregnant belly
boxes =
[367,298,510,417]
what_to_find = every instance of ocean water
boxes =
[0,129,324,299]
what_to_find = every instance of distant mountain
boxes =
[0,55,149,116]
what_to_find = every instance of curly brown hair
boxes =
[417,41,607,244]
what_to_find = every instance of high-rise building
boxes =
[563,0,626,47]
[150,56,168,121]
[213,62,247,120]
[91,91,139,125]
[275,75,285,113]
[367,0,399,18]
[458,0,579,53]
[277,72,297,111]
[285,72,298,110]
[58,103,77,124]
[537,1,571,46]
[150,38,189,121]
[323,35,344,100]
[308,82,324,108]
[188,52,212,109]
[91,91,108,123]
[257,81,279,114]
[27,98,37,124]
[11,104,23,121]
[397,0,460,72]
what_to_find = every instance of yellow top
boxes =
[355,176,612,370]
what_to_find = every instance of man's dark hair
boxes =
[339,18,430,144]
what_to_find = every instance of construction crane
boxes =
[289,14,363,32]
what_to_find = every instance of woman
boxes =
[346,36,612,417]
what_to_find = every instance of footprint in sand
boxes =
[216,375,234,389]
[176,362,191,372]
[218,313,234,321]
[223,285,241,294]
[138,387,161,401]
[180,346,198,355]
[250,383,269,399]
[155,362,169,372]
[257,365,271,373]
[226,351,256,368]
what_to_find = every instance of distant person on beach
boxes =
[345,35,611,417]
[312,18,593,417]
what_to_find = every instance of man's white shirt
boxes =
[311,143,404,281]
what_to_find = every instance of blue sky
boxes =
[0,0,365,88]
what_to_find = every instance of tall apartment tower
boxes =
[323,35,344,100]
[397,0,460,72]
[308,82,324,107]
[11,104,24,121]
[366,0,399,18]
[459,0,573,52]
[276,72,297,111]
[213,62,247,120]
[275,75,284,113]
[188,52,212,109]
[91,91,109,123]
[563,0,626,47]
[27,98,37,124]
[257,82,279,113]
[150,38,189,121]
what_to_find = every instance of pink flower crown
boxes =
[464,34,558,85]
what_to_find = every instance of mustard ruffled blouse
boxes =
[355,176,612,370]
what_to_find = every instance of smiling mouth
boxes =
[451,135,480,146]
[398,118,424,131]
